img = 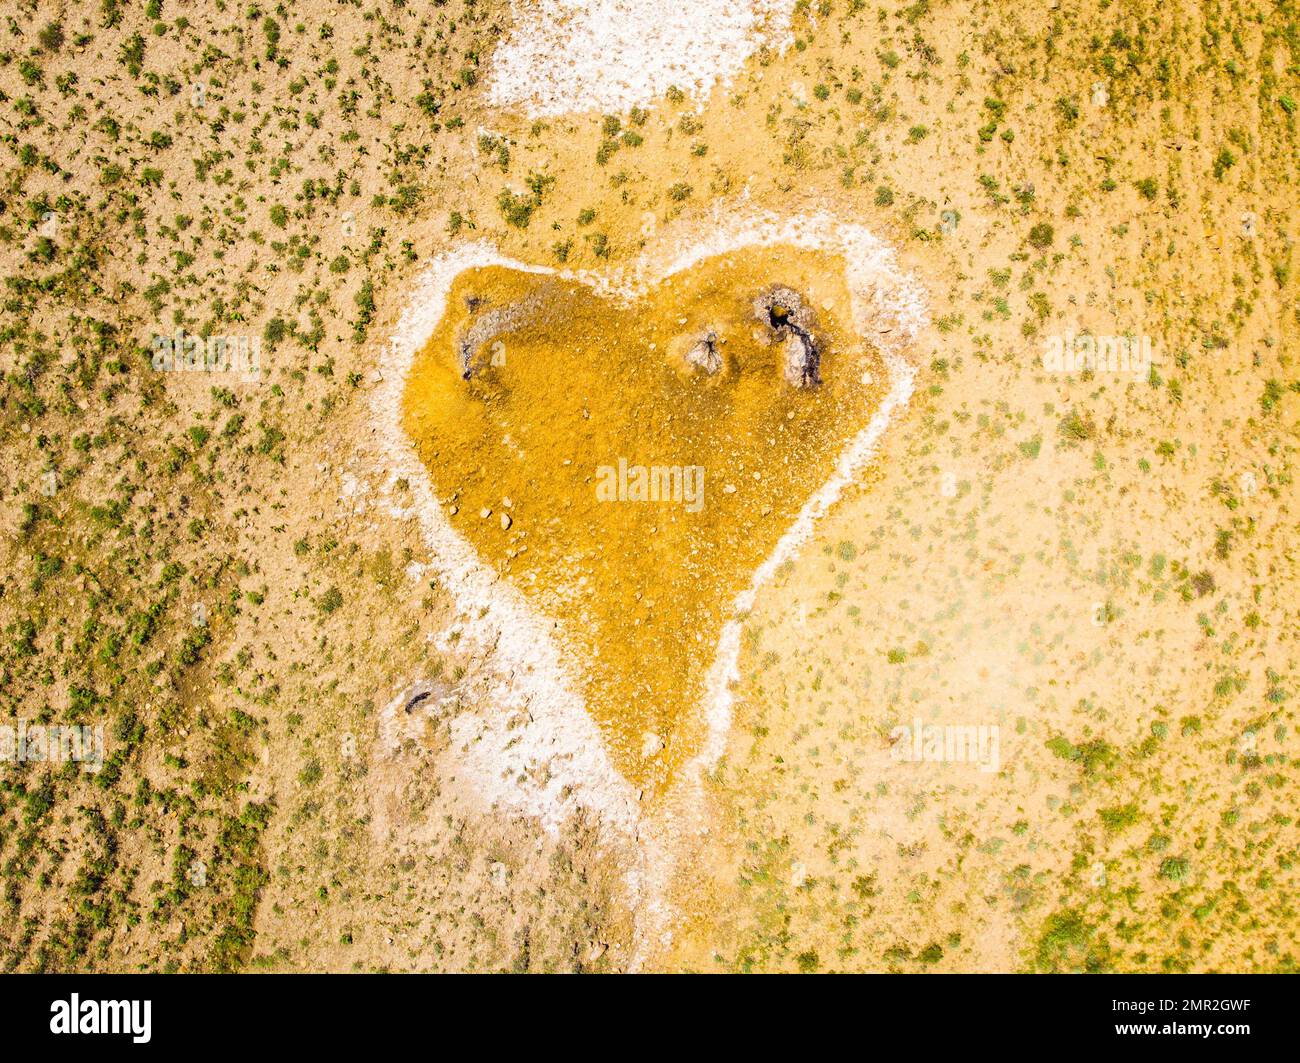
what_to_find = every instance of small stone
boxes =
[479,507,492,519]
[641,732,665,759]
[500,513,512,530]
[449,505,459,516]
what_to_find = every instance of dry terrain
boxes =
[1,0,1296,972]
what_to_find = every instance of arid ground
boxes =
[1,0,1297,972]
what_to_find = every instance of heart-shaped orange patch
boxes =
[402,241,903,792]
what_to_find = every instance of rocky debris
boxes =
[376,675,464,758]
[684,328,723,375]
[754,285,822,388]
[402,678,451,715]
[781,330,820,389]
[456,287,549,379]
[641,731,665,759]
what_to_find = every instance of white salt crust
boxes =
[373,207,927,960]
[487,0,797,117]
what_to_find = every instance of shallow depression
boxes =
[402,244,887,792]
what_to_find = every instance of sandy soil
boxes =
[1,0,1296,972]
